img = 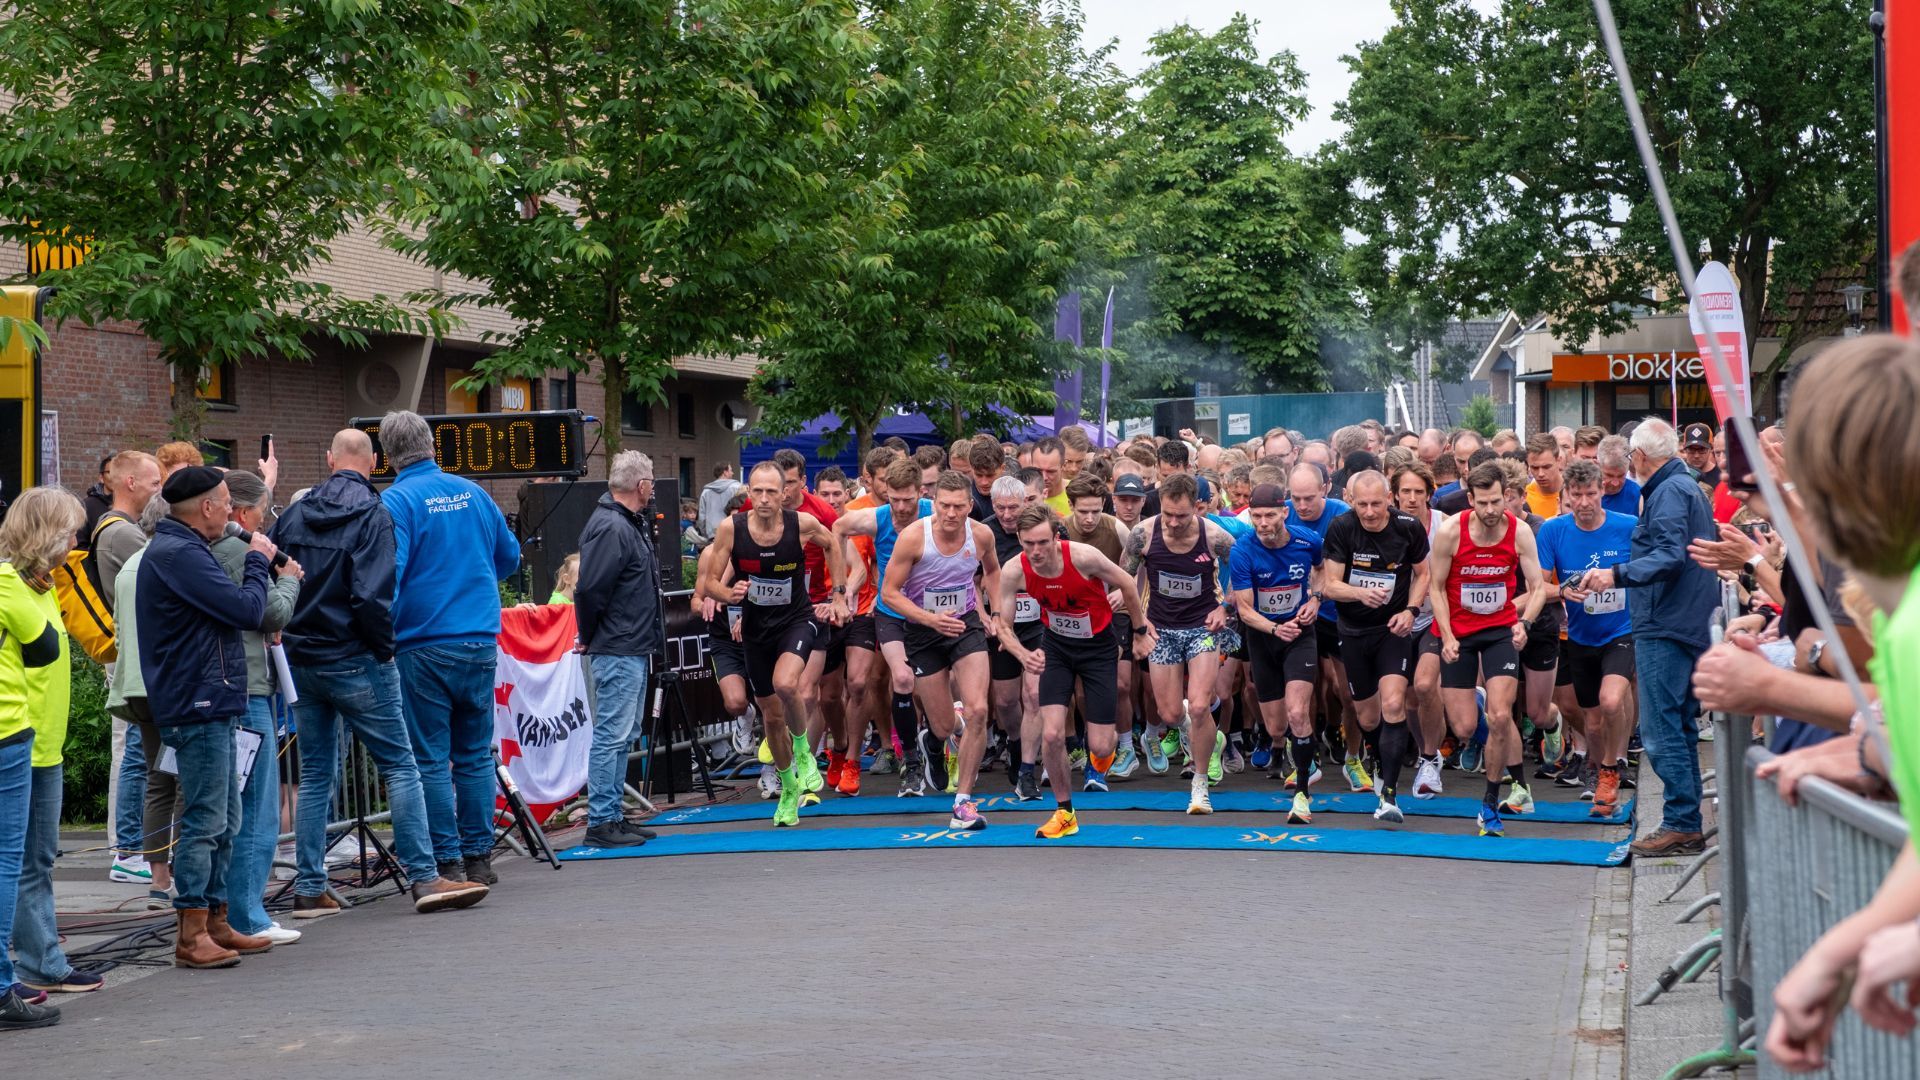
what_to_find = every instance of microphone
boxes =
[224,522,289,569]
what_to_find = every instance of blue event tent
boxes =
[740,410,1101,482]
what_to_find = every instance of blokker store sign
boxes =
[1550,351,1704,383]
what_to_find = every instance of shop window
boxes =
[621,390,653,434]
[549,374,577,411]
[677,392,696,438]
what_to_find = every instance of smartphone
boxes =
[1723,422,1757,495]
[1740,520,1773,542]
[260,434,273,461]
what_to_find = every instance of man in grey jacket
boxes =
[576,451,665,848]
[1577,417,1720,857]
[698,462,742,538]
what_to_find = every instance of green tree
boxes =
[1105,16,1354,403]
[1460,393,1498,437]
[1335,0,1874,374]
[392,0,872,457]
[0,0,470,438]
[748,0,1122,456]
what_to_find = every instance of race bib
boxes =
[1013,593,1041,623]
[1583,588,1625,615]
[1046,609,1094,639]
[747,575,793,606]
[924,586,968,614]
[1350,569,1395,592]
[1255,584,1302,616]
[1461,583,1508,615]
[1157,572,1203,599]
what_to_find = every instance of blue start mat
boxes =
[645,789,1632,827]
[559,822,1631,867]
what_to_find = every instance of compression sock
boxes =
[890,692,917,748]
[1378,723,1410,800]
[1290,736,1316,796]
[1484,778,1503,807]
[1018,762,1035,779]
[1361,723,1383,769]
[1091,751,1115,773]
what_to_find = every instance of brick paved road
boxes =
[8,768,1621,1079]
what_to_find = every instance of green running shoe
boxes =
[1499,781,1535,815]
[774,768,801,827]
[1207,731,1227,786]
[1159,728,1181,764]
[793,735,823,793]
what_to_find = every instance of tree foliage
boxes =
[394,0,872,455]
[1104,16,1353,405]
[748,0,1122,455]
[1335,0,1875,369]
[0,0,470,438]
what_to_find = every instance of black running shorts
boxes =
[844,612,878,652]
[1039,626,1118,722]
[1246,624,1319,703]
[746,617,819,700]
[1340,625,1415,702]
[1314,618,1342,661]
[1439,624,1521,689]
[990,619,1045,681]
[1561,636,1635,710]
[1522,603,1563,672]
[708,634,747,684]
[905,610,989,678]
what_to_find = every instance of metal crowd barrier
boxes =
[1745,746,1915,1079]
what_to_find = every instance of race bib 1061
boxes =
[1461,583,1508,615]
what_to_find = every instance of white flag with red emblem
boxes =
[493,604,593,808]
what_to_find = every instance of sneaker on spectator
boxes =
[20,970,103,994]
[146,889,173,911]
[0,986,59,1030]
[109,855,152,884]
[257,922,303,946]
[290,892,343,919]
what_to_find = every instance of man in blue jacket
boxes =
[1577,418,1719,857]
[137,466,280,968]
[270,430,488,917]
[378,411,522,886]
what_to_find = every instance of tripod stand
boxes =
[640,665,720,804]
[491,748,562,869]
[324,732,410,902]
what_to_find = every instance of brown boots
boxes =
[174,905,274,969]
[174,909,240,969]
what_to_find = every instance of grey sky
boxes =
[1079,1,1400,156]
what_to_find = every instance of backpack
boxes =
[52,514,127,664]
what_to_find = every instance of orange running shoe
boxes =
[1589,766,1621,818]
[1035,808,1079,839]
[824,751,845,791]
[837,755,862,796]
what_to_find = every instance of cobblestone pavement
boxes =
[13,765,1627,1079]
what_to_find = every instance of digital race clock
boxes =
[351,410,590,481]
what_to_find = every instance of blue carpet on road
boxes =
[644,789,1632,826]
[559,822,1631,867]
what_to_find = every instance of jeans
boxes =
[159,718,241,910]
[1636,635,1705,834]
[12,764,72,982]
[587,654,649,827]
[0,732,33,991]
[226,697,280,935]
[397,643,499,862]
[290,655,440,896]
[112,715,147,857]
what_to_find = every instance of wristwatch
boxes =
[1744,553,1763,574]
[1806,638,1827,675]
[1132,625,1149,636]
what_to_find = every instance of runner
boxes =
[1229,483,1326,825]
[1109,470,1152,770]
[839,447,899,783]
[1537,459,1637,816]
[1509,446,1570,786]
[1122,472,1239,814]
[1427,462,1548,837]
[1285,463,1364,792]
[701,462,848,826]
[832,456,933,795]
[1391,462,1451,798]
[984,474,1045,799]
[879,470,1002,830]
[694,527,759,784]
[1062,473,1139,784]
[1031,437,1069,515]
[765,450,849,802]
[1321,470,1430,824]
[996,505,1154,838]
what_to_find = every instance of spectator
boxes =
[107,495,183,911]
[379,410,522,887]
[1,487,97,1018]
[576,451,665,849]
[549,553,580,604]
[678,497,706,555]
[207,470,303,946]
[697,462,741,537]
[1596,436,1640,514]
[270,428,487,916]
[94,451,161,884]
[153,441,202,478]
[80,456,112,537]
[1574,417,1718,857]
[135,466,282,968]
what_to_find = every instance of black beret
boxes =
[162,465,225,504]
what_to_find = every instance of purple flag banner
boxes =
[1098,287,1115,447]
[1053,292,1082,433]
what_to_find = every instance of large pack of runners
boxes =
[601,416,1669,846]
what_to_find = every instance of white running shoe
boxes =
[1373,799,1405,824]
[258,921,303,945]
[109,855,152,884]
[730,712,756,755]
[1111,739,1140,779]
[1412,756,1443,800]
[1186,776,1213,815]
[758,764,781,800]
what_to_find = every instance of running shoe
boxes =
[794,736,824,793]
[1178,726,1194,772]
[109,855,152,884]
[871,747,898,775]
[1412,756,1443,799]
[1083,768,1109,793]
[1015,770,1042,801]
[1282,765,1324,789]
[825,751,845,791]
[1373,796,1404,825]
[756,738,774,765]
[1036,808,1079,839]
[1500,782,1535,815]
[837,756,862,797]
[1439,734,1459,768]
[1160,728,1182,766]
[774,772,801,827]
[1535,754,1568,783]
[1459,742,1483,774]
[949,799,986,831]
[1111,740,1140,780]
[1627,730,1643,763]
[1615,759,1638,788]
[1590,767,1622,817]
[1342,756,1373,794]
[1579,759,1599,802]
[944,747,958,795]
[1287,791,1313,824]
[1186,777,1213,815]
[1207,732,1228,786]
[898,759,928,798]
[1477,804,1504,837]
[731,712,756,756]
[758,764,781,800]
[1144,731,1170,775]
[1554,753,1588,788]
[1542,724,1565,770]
[1250,745,1273,771]
[799,790,821,808]
[1223,741,1246,774]
[1069,747,1088,772]
[916,729,950,793]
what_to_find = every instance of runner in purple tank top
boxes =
[879,471,1002,831]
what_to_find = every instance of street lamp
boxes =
[1841,282,1868,337]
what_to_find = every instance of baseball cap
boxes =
[1113,474,1148,498]
[1247,483,1286,509]
[1682,422,1713,448]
